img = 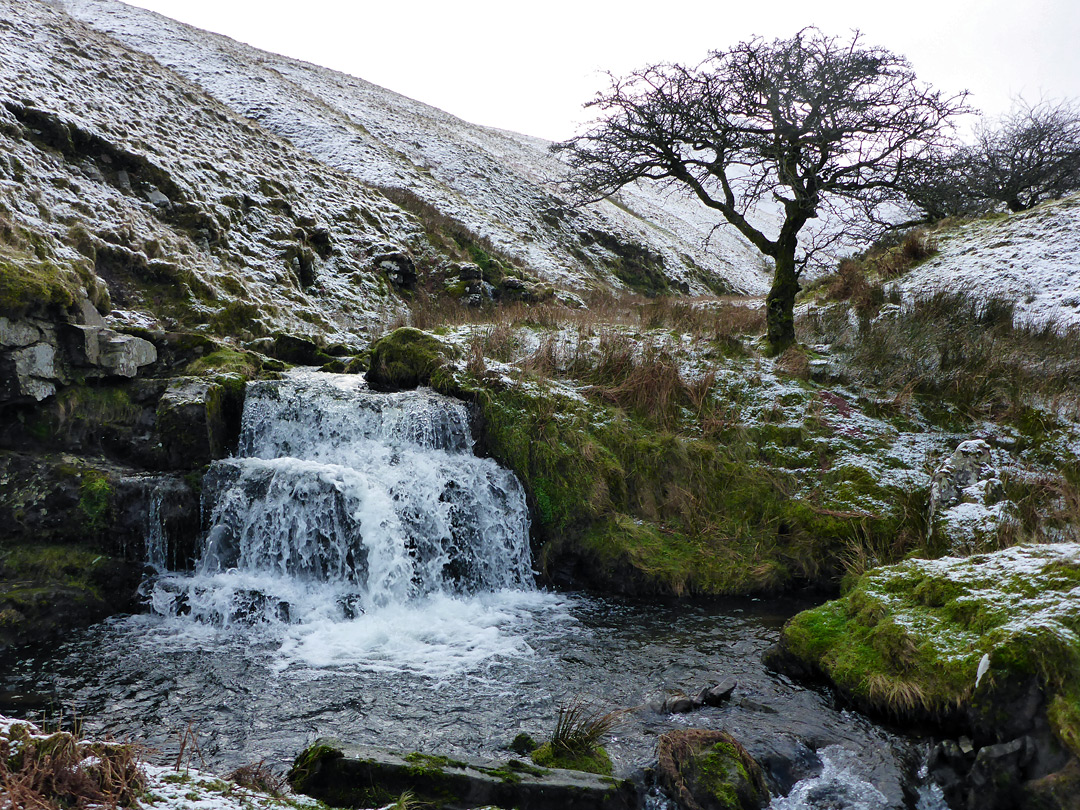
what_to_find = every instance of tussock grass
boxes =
[549,703,620,758]
[529,702,620,776]
[0,724,145,809]
[846,291,1080,419]
[227,760,287,797]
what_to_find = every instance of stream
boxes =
[1,372,947,808]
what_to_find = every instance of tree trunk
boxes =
[765,250,800,353]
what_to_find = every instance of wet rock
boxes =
[660,694,698,714]
[741,733,821,796]
[656,729,769,810]
[698,678,737,706]
[289,740,636,810]
[155,377,231,468]
[965,737,1034,810]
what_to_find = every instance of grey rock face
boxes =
[928,439,1016,553]
[929,439,1000,513]
[0,316,158,404]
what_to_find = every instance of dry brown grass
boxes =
[227,760,287,797]
[865,674,931,716]
[775,345,811,380]
[0,724,145,809]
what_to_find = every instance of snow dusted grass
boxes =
[778,544,1080,755]
[0,716,322,810]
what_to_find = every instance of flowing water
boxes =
[0,372,947,809]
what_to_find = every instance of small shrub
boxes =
[227,760,287,797]
[0,724,145,809]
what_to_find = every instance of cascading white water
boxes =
[149,371,534,636]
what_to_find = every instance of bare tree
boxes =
[552,29,970,351]
[968,97,1080,212]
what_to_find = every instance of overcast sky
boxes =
[123,0,1080,142]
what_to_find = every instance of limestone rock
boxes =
[156,378,230,468]
[656,729,769,810]
[0,316,41,348]
[0,316,157,404]
[96,330,157,376]
[7,341,58,401]
[289,740,636,810]
[928,439,1016,553]
[374,249,417,290]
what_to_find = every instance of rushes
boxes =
[549,702,620,758]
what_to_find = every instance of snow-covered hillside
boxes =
[895,193,1080,328]
[58,0,773,296]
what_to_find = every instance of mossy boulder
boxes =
[771,545,1080,738]
[656,730,769,810]
[366,327,456,392]
[288,740,635,809]
[768,544,1080,808]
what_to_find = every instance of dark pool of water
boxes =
[0,590,940,808]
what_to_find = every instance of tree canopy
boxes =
[553,29,970,351]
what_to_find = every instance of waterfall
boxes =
[149,371,534,630]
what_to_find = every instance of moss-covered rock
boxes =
[0,543,142,651]
[656,730,769,810]
[288,740,635,809]
[768,544,1080,808]
[530,742,614,776]
[366,327,457,392]
[772,545,1080,740]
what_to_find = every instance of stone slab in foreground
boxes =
[289,740,638,810]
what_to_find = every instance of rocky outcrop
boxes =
[0,312,156,404]
[928,439,1016,552]
[656,730,769,810]
[0,451,201,650]
[288,740,637,810]
[156,378,233,468]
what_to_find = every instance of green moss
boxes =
[77,469,112,535]
[780,545,1080,744]
[0,544,111,594]
[696,741,758,810]
[0,253,82,318]
[366,328,458,392]
[184,348,262,378]
[287,744,344,793]
[454,368,924,596]
[402,752,468,773]
[211,300,264,337]
[530,742,613,776]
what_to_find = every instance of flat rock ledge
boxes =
[289,740,637,810]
